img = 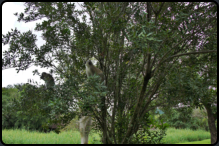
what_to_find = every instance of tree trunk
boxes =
[101,96,108,144]
[204,104,217,144]
[79,116,92,144]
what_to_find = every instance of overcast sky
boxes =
[2,2,83,87]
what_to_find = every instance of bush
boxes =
[160,107,209,131]
[2,95,18,129]
[129,113,169,144]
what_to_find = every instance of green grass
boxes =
[176,139,210,144]
[2,129,101,144]
[2,127,211,144]
[161,127,211,144]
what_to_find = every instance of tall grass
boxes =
[2,129,101,144]
[2,127,210,144]
[161,127,211,144]
[176,139,210,144]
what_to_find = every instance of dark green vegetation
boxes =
[2,2,217,144]
[2,84,77,134]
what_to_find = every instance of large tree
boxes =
[2,2,217,144]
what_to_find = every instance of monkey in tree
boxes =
[85,60,104,82]
[40,72,61,133]
[40,72,55,89]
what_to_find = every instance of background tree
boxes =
[2,2,217,144]
[2,84,52,132]
[160,51,217,143]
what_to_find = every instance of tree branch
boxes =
[122,54,152,143]
[164,50,217,62]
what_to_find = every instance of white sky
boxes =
[2,2,83,87]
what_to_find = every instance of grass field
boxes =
[2,129,101,144]
[2,127,211,144]
[161,127,211,144]
[176,139,211,144]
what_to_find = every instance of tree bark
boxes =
[79,116,92,144]
[101,96,108,143]
[204,103,217,144]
